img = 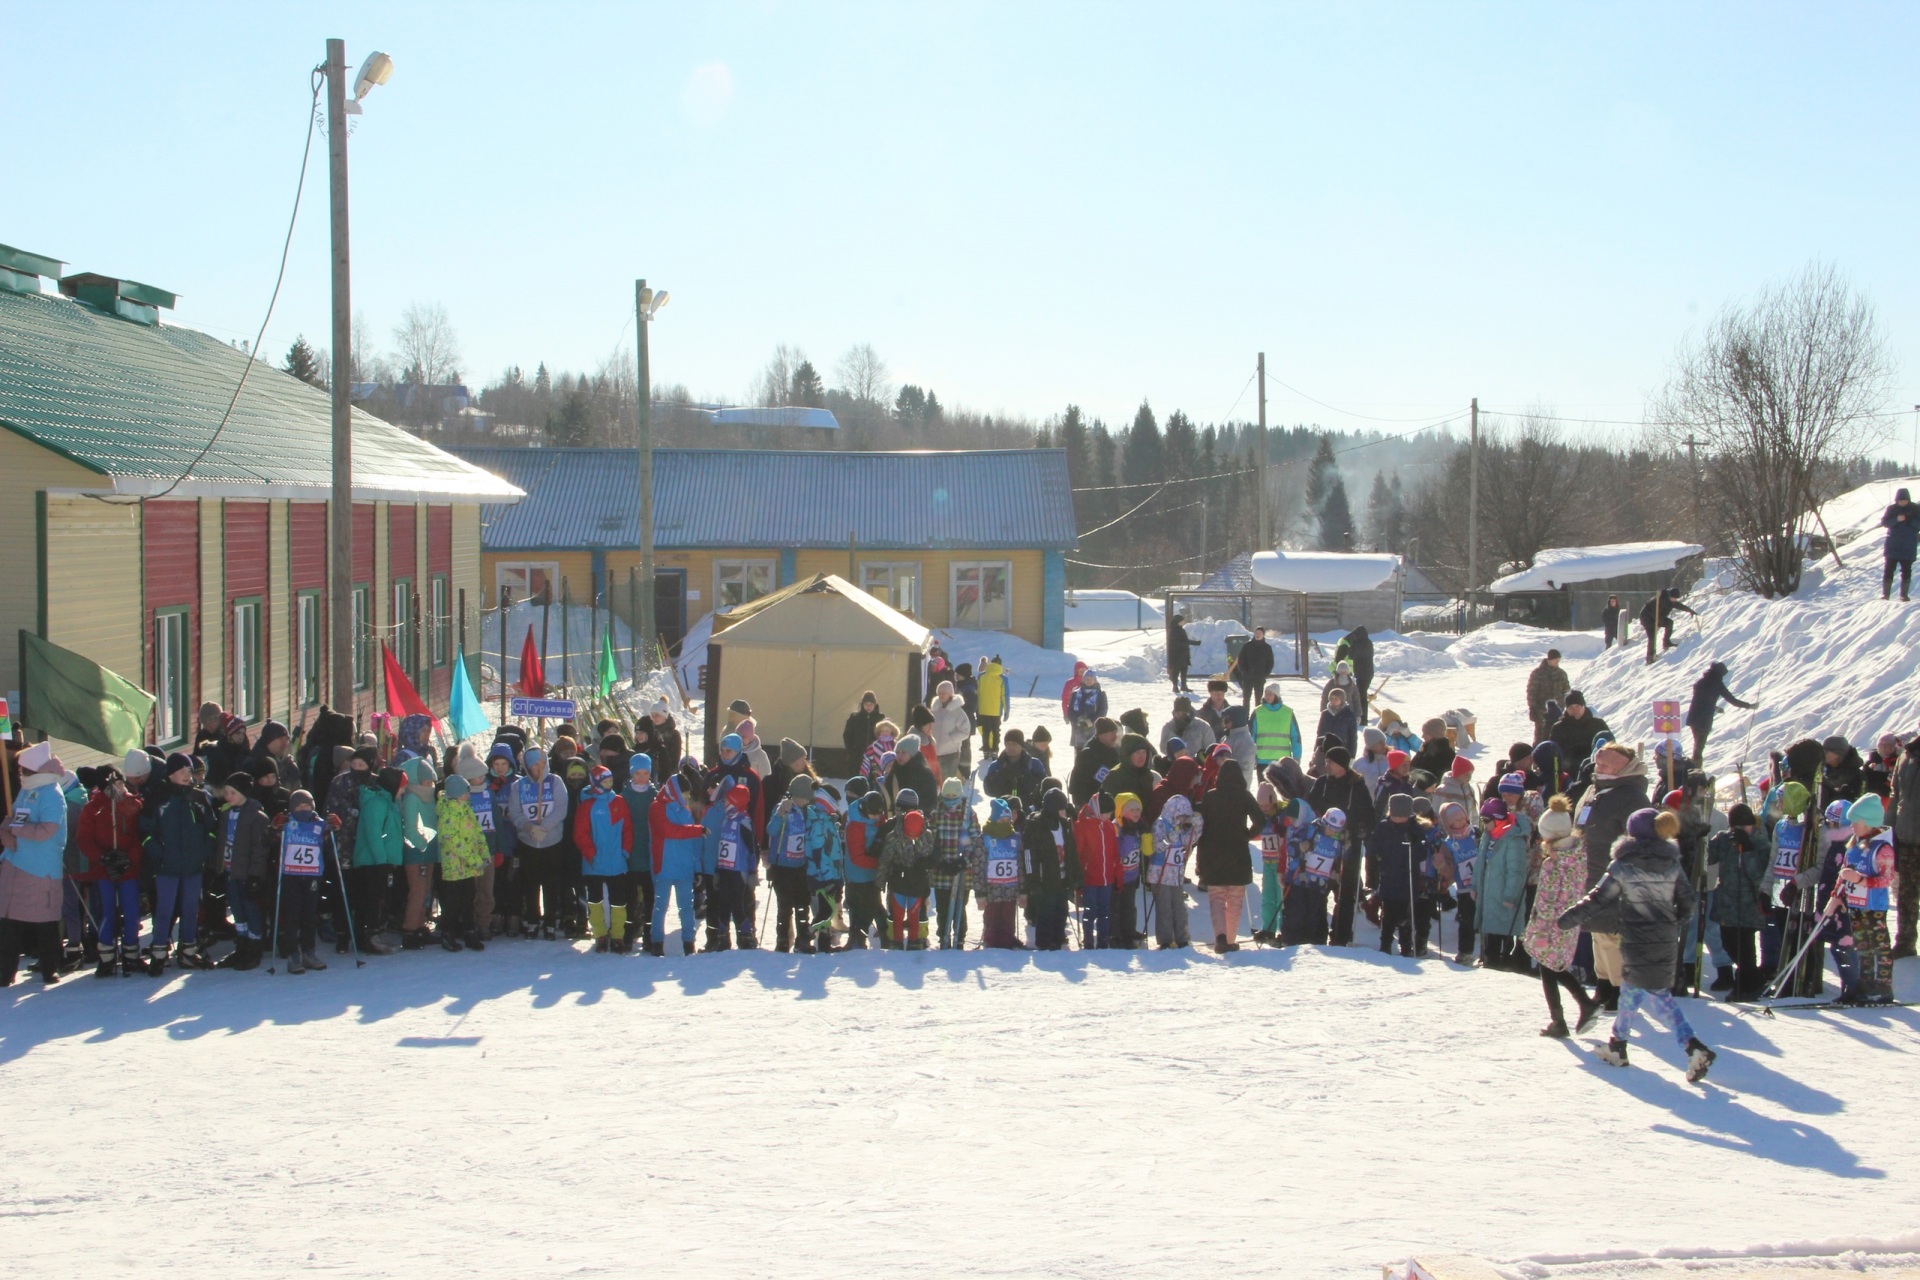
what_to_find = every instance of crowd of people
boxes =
[2,634,1913,1081]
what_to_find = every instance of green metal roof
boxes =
[0,286,522,503]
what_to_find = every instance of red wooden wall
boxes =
[143,500,199,742]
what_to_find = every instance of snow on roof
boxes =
[1487,541,1703,593]
[1249,551,1399,593]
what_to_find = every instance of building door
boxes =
[656,569,687,652]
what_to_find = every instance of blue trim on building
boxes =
[1042,549,1066,650]
[778,547,796,588]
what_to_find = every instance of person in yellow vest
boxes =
[1251,683,1302,768]
[975,656,1006,755]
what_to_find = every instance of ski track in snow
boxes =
[5,600,1920,1278]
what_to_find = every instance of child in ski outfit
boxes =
[436,776,489,952]
[1433,801,1480,964]
[572,766,634,952]
[219,773,273,970]
[1114,794,1148,947]
[1252,782,1287,943]
[275,791,332,972]
[1148,792,1201,948]
[765,786,815,952]
[396,756,440,949]
[1282,809,1344,946]
[702,783,760,951]
[647,773,709,956]
[1074,793,1120,948]
[623,757,656,950]
[477,744,517,936]
[1837,794,1897,1004]
[843,786,887,948]
[143,753,219,973]
[932,778,980,948]
[861,721,900,782]
[879,794,938,949]
[972,797,1024,949]
[1760,780,1812,980]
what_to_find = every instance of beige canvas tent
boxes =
[703,574,931,772]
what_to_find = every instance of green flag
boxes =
[596,628,618,697]
[19,630,156,757]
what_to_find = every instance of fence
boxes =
[1160,589,1310,678]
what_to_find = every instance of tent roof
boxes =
[1488,541,1704,593]
[713,573,930,650]
[1249,551,1400,593]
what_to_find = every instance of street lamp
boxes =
[324,39,392,710]
[635,280,669,665]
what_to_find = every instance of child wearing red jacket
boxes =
[1074,793,1121,949]
[78,767,146,977]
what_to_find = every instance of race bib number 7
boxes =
[282,841,323,877]
[1304,848,1337,879]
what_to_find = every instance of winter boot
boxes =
[216,938,251,969]
[645,938,665,957]
[1598,1038,1631,1067]
[1539,1020,1571,1038]
[177,943,214,971]
[609,905,628,949]
[738,932,758,950]
[1865,982,1896,1006]
[301,950,328,971]
[465,932,488,952]
[682,937,696,956]
[1575,998,1603,1034]
[143,946,165,977]
[441,932,464,953]
[1709,968,1735,992]
[401,929,426,951]
[1685,1038,1716,1082]
[287,949,306,974]
[95,945,121,979]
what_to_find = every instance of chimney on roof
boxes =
[0,244,65,296]
[58,271,177,326]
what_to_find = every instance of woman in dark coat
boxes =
[1196,759,1265,952]
[843,691,885,765]
[632,702,684,779]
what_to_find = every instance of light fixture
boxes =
[640,287,669,320]
[345,50,393,114]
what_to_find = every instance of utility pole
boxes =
[325,38,355,710]
[1255,352,1267,552]
[1466,397,1479,622]
[635,279,655,667]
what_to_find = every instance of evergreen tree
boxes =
[894,384,928,429]
[1090,422,1119,528]
[1164,410,1199,479]
[543,386,592,448]
[1122,401,1163,488]
[283,335,324,387]
[791,360,825,407]
[1384,471,1407,552]
[1365,471,1395,551]
[1319,476,1355,551]
[534,362,551,397]
[1302,434,1338,541]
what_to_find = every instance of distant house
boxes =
[1488,541,1706,631]
[1183,550,1406,634]
[0,244,522,752]
[453,446,1079,649]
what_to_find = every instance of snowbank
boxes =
[1488,541,1703,593]
[1445,621,1605,668]
[1064,589,1164,630]
[1818,474,1917,544]
[1563,525,1920,777]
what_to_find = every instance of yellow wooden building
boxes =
[0,244,522,754]
[454,447,1077,649]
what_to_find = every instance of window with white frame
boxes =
[392,579,415,675]
[951,561,1012,630]
[232,598,262,721]
[496,561,558,606]
[295,591,321,707]
[431,575,450,667]
[352,585,371,690]
[713,559,775,611]
[154,609,189,746]
[861,561,920,615]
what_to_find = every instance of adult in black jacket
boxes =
[1601,595,1622,649]
[1100,733,1158,805]
[983,732,1048,812]
[1366,794,1427,956]
[1021,789,1081,950]
[1334,627,1375,720]
[1548,693,1610,768]
[1230,629,1275,711]
[843,691,885,763]
[1068,719,1121,809]
[297,705,357,800]
[1196,760,1265,951]
[1684,662,1755,766]
[1638,588,1696,664]
[1308,746,1375,946]
[1891,734,1920,957]
[884,735,940,816]
[1165,615,1197,693]
[1571,742,1651,1006]
[1884,487,1917,601]
[633,703,684,780]
[1818,736,1865,812]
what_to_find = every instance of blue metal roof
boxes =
[454,447,1078,551]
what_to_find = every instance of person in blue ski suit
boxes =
[646,770,709,956]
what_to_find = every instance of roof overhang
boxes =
[49,477,525,505]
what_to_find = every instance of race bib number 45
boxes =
[282,841,323,877]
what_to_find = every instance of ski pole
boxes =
[329,831,364,967]
[1760,888,1846,1009]
[267,837,288,975]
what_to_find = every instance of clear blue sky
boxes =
[8,2,1920,453]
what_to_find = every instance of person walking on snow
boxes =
[1640,587,1696,663]
[1684,661,1756,766]
[1558,807,1716,1081]
[1522,795,1601,1036]
[1166,614,1197,693]
[1883,486,1917,601]
[1526,649,1571,747]
[1230,628,1276,712]
[1250,683,1302,767]
[1060,661,1088,722]
[1065,669,1109,752]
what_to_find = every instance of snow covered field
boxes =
[5,594,1919,1278]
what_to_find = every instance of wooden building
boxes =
[454,446,1078,649]
[0,244,522,753]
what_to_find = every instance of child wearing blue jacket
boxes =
[646,771,709,956]
[703,783,759,951]
[624,756,656,951]
[1281,809,1345,945]
[573,765,633,952]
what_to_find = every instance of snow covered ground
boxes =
[6,616,1919,1278]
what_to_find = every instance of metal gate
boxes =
[1160,589,1310,679]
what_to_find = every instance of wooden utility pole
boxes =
[1467,397,1480,621]
[635,280,656,668]
[325,38,355,710]
[1255,353,1267,552]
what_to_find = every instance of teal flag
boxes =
[447,647,491,742]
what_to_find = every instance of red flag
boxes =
[381,641,436,724]
[518,626,545,697]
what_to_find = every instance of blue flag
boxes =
[448,648,491,742]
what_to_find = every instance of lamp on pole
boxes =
[634,280,669,666]
[323,40,392,711]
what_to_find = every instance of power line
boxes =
[1067,550,1214,571]
[1261,368,1464,423]
[1477,406,1911,429]
[1072,467,1250,494]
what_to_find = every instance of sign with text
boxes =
[510,697,578,720]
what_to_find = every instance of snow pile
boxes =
[1064,589,1164,630]
[1488,542,1703,593]
[1446,622,1605,668]
[1817,474,1916,544]
[1077,617,1248,682]
[1566,525,1920,776]
[1250,549,1399,592]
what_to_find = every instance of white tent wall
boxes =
[712,642,908,763]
